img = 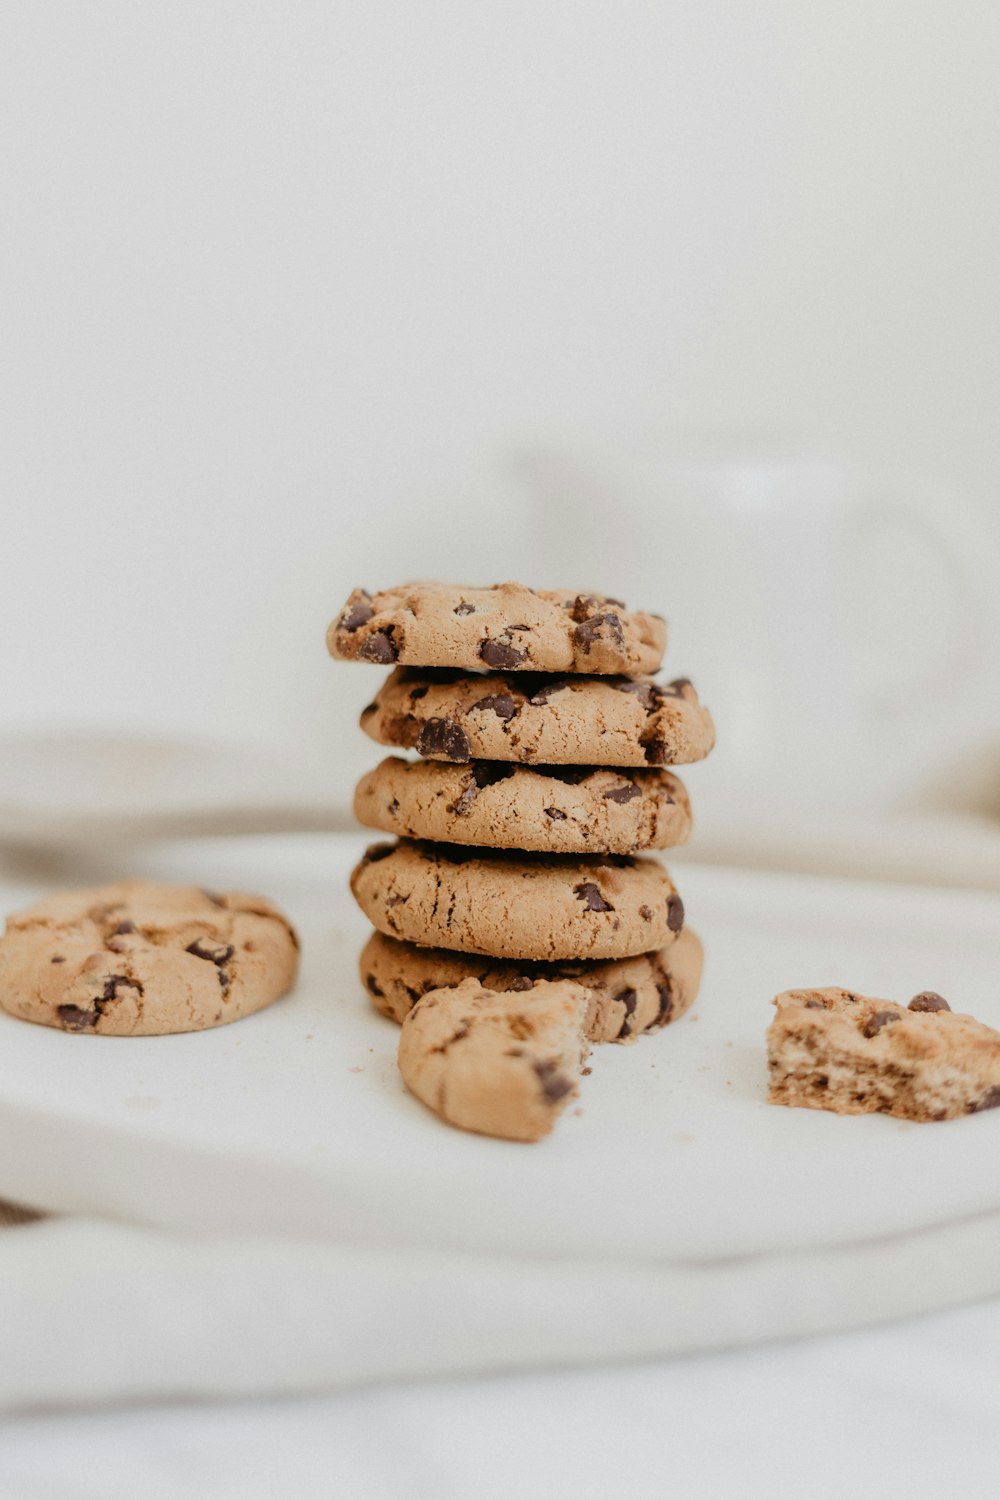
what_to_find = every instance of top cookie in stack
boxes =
[330,580,716,1140]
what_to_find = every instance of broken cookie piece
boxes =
[397,976,593,1141]
[767,987,1000,1122]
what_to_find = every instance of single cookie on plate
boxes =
[360,668,715,768]
[328,581,666,676]
[767,987,1000,1121]
[350,839,683,962]
[0,879,299,1036]
[360,927,703,1042]
[397,975,593,1141]
[354,756,692,855]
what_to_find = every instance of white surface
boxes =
[2,1295,999,1500]
[3,837,1000,1263]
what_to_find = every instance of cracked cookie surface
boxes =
[768,987,1000,1121]
[350,839,683,961]
[354,756,692,854]
[0,879,299,1035]
[361,927,703,1042]
[397,975,593,1140]
[360,668,714,768]
[328,581,666,676]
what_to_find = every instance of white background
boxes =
[2,1,1000,781]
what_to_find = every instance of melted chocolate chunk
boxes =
[453,601,476,615]
[186,939,236,966]
[417,717,471,761]
[359,628,399,664]
[574,882,613,912]
[642,736,667,765]
[341,599,374,632]
[667,894,684,932]
[57,1004,100,1031]
[544,807,567,820]
[603,782,642,805]
[662,678,693,698]
[507,975,535,992]
[471,693,517,721]
[862,1008,901,1038]
[446,781,478,816]
[616,986,638,1040]
[569,595,602,622]
[639,905,653,921]
[969,1085,1000,1114]
[533,1058,574,1103]
[908,991,951,1013]
[804,999,827,1010]
[528,679,571,706]
[365,973,385,997]
[572,612,625,655]
[479,637,526,670]
[654,980,674,1026]
[110,919,136,935]
[50,955,66,964]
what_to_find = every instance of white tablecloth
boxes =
[2,1296,997,1500]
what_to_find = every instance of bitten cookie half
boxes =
[354,756,692,855]
[767,987,1000,1122]
[360,928,703,1042]
[361,668,715,768]
[350,840,684,961]
[328,581,666,676]
[397,975,593,1141]
[0,879,299,1036]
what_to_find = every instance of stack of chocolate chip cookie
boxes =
[328,581,716,1141]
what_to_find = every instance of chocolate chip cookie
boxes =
[354,756,692,854]
[397,975,593,1140]
[768,987,1000,1121]
[360,927,703,1042]
[328,581,666,676]
[361,669,715,768]
[350,840,683,961]
[0,880,299,1035]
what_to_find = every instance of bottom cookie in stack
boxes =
[360,928,703,1044]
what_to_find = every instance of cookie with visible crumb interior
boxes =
[350,839,683,961]
[767,987,1000,1121]
[0,879,299,1035]
[397,975,593,1140]
[328,581,666,676]
[360,927,703,1042]
[353,755,692,854]
[360,668,715,768]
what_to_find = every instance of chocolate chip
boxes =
[969,1085,1000,1114]
[804,999,827,1010]
[479,637,526,670]
[341,600,374,632]
[662,678,693,698]
[603,782,642,805]
[471,693,517,721]
[909,991,951,1013]
[642,736,667,765]
[574,882,613,912]
[667,894,684,932]
[507,975,535,992]
[186,939,235,966]
[359,628,398,664]
[615,680,655,708]
[110,920,136,935]
[453,601,476,615]
[387,798,400,815]
[569,595,602,622]
[529,679,571,706]
[533,1059,574,1103]
[639,905,653,921]
[57,1004,100,1031]
[417,717,471,761]
[544,807,567,820]
[364,973,385,997]
[409,685,429,700]
[50,955,66,964]
[616,987,638,1040]
[654,980,674,1026]
[572,612,625,655]
[446,781,478,816]
[862,1008,901,1038]
[99,975,142,1001]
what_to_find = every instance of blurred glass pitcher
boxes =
[517,435,999,813]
